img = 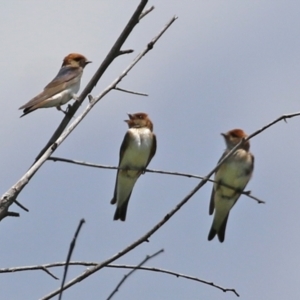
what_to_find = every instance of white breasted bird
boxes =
[111,112,157,221]
[208,129,254,242]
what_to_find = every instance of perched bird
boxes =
[111,112,157,221]
[19,53,91,117]
[208,129,254,242]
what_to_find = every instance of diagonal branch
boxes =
[246,112,300,140]
[139,5,155,20]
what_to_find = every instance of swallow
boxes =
[111,112,157,221]
[19,53,91,117]
[208,129,254,242]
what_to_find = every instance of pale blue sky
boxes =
[1,1,300,299]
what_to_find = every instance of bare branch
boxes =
[1,261,238,297]
[243,190,264,204]
[246,111,300,141]
[117,49,134,56]
[107,264,239,297]
[58,219,85,300]
[0,264,59,279]
[41,267,59,280]
[48,157,265,204]
[0,265,61,276]
[107,249,164,300]
[6,211,19,217]
[115,87,148,96]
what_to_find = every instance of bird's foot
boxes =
[56,106,67,115]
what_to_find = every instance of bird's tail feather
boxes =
[217,215,228,243]
[208,214,229,243]
[113,202,129,221]
[208,226,217,241]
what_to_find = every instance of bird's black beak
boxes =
[221,133,227,140]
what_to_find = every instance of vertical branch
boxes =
[59,219,85,300]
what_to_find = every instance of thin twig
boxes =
[246,112,300,141]
[48,157,265,204]
[0,264,58,279]
[107,264,239,297]
[115,87,148,96]
[139,6,155,20]
[118,49,134,56]
[107,249,164,300]
[41,267,59,280]
[58,219,85,300]
[1,261,238,297]
[13,199,29,212]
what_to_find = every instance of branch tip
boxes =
[139,6,155,21]
[14,199,29,212]
[115,87,148,97]
[6,211,20,217]
[118,49,134,56]
[41,267,59,280]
